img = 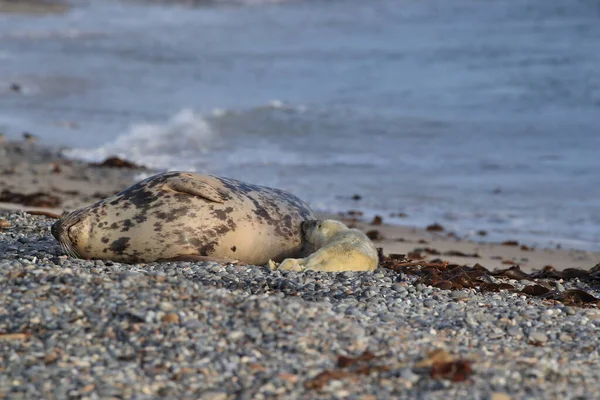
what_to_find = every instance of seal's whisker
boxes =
[61,240,79,259]
[60,242,69,257]
[68,242,80,258]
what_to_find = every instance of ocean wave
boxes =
[68,104,387,170]
[65,108,215,170]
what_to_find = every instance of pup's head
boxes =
[51,208,92,258]
[301,219,348,248]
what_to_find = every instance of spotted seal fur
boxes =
[51,171,316,264]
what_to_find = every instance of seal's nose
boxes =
[50,219,62,241]
[301,220,318,235]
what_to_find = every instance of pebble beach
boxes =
[2,0,600,397]
[2,142,600,399]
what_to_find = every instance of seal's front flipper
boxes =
[159,255,239,264]
[277,258,306,272]
[164,175,224,203]
[266,259,279,271]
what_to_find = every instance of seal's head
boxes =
[301,219,348,248]
[51,209,92,258]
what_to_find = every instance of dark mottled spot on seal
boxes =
[212,207,234,221]
[218,175,313,219]
[253,205,271,222]
[109,237,131,255]
[110,222,119,230]
[214,224,230,235]
[189,238,203,248]
[173,193,193,204]
[133,214,147,224]
[199,241,218,256]
[114,183,160,209]
[154,206,190,223]
[226,218,237,231]
[101,237,109,244]
[121,219,134,232]
[283,214,293,230]
[153,221,163,232]
[231,245,236,252]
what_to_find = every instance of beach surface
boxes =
[1,140,598,273]
[2,140,600,399]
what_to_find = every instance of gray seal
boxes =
[51,171,316,264]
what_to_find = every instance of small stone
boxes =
[199,392,227,400]
[80,384,95,393]
[506,326,522,338]
[359,396,377,400]
[451,291,469,300]
[491,393,512,400]
[528,331,548,343]
[159,301,174,311]
[228,331,245,341]
[399,367,420,383]
[161,313,180,324]
[423,299,435,308]
[559,333,572,343]
[278,372,298,384]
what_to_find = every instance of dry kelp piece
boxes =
[24,210,62,219]
[337,350,379,368]
[415,349,473,383]
[413,247,441,256]
[530,266,592,280]
[426,223,445,232]
[0,189,61,208]
[370,215,383,225]
[305,351,390,390]
[546,290,600,306]
[91,156,145,169]
[366,230,384,240]
[380,255,600,308]
[488,266,531,280]
[407,250,426,260]
[521,285,551,296]
[430,360,473,382]
[443,250,481,258]
[305,370,353,390]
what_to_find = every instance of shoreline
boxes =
[1,139,598,272]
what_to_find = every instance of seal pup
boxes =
[268,219,378,272]
[51,171,316,264]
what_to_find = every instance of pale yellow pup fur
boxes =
[268,219,378,272]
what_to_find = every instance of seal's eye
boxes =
[318,224,322,229]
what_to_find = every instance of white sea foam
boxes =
[66,109,214,171]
